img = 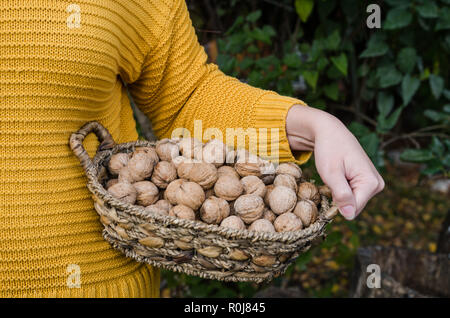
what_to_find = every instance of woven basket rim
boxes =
[87,140,332,244]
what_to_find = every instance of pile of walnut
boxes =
[105,138,332,233]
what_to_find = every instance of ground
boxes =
[160,158,449,298]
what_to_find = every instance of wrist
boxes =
[286,105,335,152]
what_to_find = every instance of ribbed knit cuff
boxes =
[252,92,313,165]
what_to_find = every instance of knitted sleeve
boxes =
[128,0,312,164]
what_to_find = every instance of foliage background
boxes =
[146,0,450,297]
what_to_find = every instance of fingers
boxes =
[353,170,385,216]
[321,169,357,220]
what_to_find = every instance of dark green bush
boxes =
[206,0,449,176]
[159,0,450,298]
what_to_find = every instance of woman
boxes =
[0,0,384,297]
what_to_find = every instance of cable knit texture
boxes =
[0,0,311,297]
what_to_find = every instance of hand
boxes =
[286,105,385,220]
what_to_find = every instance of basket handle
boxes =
[322,205,339,220]
[69,121,115,175]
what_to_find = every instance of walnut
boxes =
[153,199,173,214]
[234,194,264,224]
[155,139,179,161]
[234,149,263,177]
[151,161,177,188]
[133,181,159,206]
[214,175,243,201]
[108,153,130,176]
[263,184,274,206]
[171,156,187,169]
[276,162,302,181]
[175,181,205,210]
[273,174,298,192]
[125,152,155,182]
[201,139,227,167]
[200,196,230,224]
[108,182,137,204]
[134,147,159,165]
[177,162,218,189]
[293,199,318,227]
[178,138,203,159]
[117,166,134,183]
[105,178,118,189]
[240,175,266,197]
[217,166,240,179]
[262,208,276,223]
[248,219,275,233]
[268,186,297,215]
[169,205,196,221]
[164,179,184,205]
[297,182,320,205]
[220,215,246,230]
[318,184,332,199]
[274,213,303,232]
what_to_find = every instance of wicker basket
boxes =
[69,121,338,283]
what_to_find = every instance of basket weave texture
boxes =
[69,121,338,283]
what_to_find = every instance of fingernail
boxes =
[339,205,355,220]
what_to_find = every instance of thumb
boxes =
[322,171,356,220]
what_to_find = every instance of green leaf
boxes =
[397,47,417,73]
[359,35,389,58]
[251,27,273,44]
[326,30,341,50]
[401,74,420,105]
[326,64,345,79]
[323,83,339,101]
[247,44,259,54]
[302,70,319,90]
[422,159,443,175]
[384,7,413,29]
[360,133,379,158]
[418,16,431,31]
[283,53,301,68]
[444,104,450,113]
[246,10,262,23]
[295,0,315,23]
[378,107,402,131]
[424,109,450,122]
[317,56,329,71]
[348,121,371,137]
[429,74,444,99]
[377,65,402,88]
[377,92,394,116]
[416,2,438,18]
[400,149,435,163]
[361,86,375,101]
[263,25,276,37]
[443,89,450,100]
[385,0,410,7]
[238,57,253,71]
[435,8,450,31]
[330,53,348,76]
[430,136,444,157]
[358,63,370,77]
[443,154,450,169]
[226,16,244,35]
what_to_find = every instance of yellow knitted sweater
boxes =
[0,0,311,297]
